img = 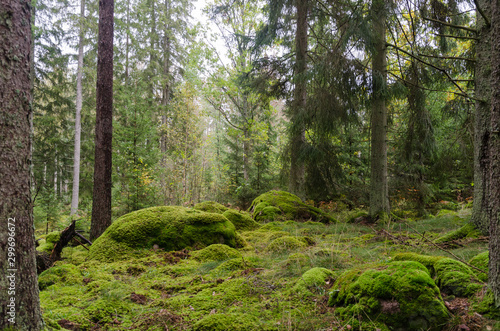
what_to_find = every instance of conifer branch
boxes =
[422,16,477,33]
[417,53,476,62]
[434,33,479,41]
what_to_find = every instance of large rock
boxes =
[89,206,237,262]
[328,261,450,330]
[248,190,335,223]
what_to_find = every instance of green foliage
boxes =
[38,264,82,290]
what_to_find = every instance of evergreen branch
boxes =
[386,43,469,97]
[205,97,245,131]
[417,53,476,62]
[434,33,479,41]
[422,16,477,33]
[472,0,491,28]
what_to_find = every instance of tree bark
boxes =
[289,0,308,197]
[71,0,85,216]
[369,0,390,218]
[0,0,43,329]
[90,0,114,241]
[489,0,500,307]
[472,0,492,235]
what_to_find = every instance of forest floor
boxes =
[37,205,497,331]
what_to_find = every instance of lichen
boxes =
[222,209,260,231]
[292,267,335,296]
[192,244,242,262]
[88,206,237,262]
[194,201,229,214]
[328,261,450,331]
[248,190,336,223]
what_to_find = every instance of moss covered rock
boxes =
[38,264,82,290]
[37,231,61,253]
[328,261,449,330]
[192,244,242,262]
[249,190,335,223]
[193,313,259,331]
[469,251,488,282]
[194,201,228,214]
[292,267,335,296]
[393,252,483,297]
[223,209,260,231]
[434,222,481,244]
[265,236,309,253]
[88,206,237,262]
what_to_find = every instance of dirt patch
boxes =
[130,292,147,304]
[58,319,80,331]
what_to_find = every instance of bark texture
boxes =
[90,0,114,240]
[71,0,85,216]
[289,0,308,197]
[0,0,43,329]
[489,0,500,307]
[369,0,390,218]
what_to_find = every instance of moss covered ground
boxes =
[38,203,500,331]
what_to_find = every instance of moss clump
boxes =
[285,252,310,268]
[393,252,483,297]
[37,231,61,253]
[223,209,260,231]
[328,261,449,331]
[38,264,82,290]
[213,258,252,273]
[193,313,259,331]
[292,267,335,296]
[248,190,335,223]
[192,244,242,262]
[265,236,308,253]
[83,298,130,327]
[194,201,228,214]
[88,206,237,262]
[474,289,500,319]
[434,222,481,244]
[469,251,488,282]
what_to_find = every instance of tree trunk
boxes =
[369,0,390,218]
[289,0,308,197]
[71,0,85,216]
[472,0,492,235]
[0,1,43,329]
[489,0,500,307]
[90,0,114,241]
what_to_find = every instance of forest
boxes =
[1,0,500,329]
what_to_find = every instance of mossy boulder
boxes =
[265,235,309,253]
[469,251,488,282]
[194,201,228,214]
[249,190,335,223]
[292,267,335,296]
[474,289,500,319]
[328,261,450,331]
[393,252,483,297]
[222,209,260,231]
[38,264,82,290]
[192,244,242,262]
[88,206,237,262]
[193,313,259,331]
[37,231,61,253]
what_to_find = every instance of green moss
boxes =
[248,190,336,223]
[193,313,259,331]
[83,298,130,327]
[393,252,483,297]
[194,201,229,214]
[292,267,335,296]
[265,236,308,253]
[222,209,260,231]
[38,264,82,290]
[37,231,61,253]
[328,261,449,331]
[434,222,480,243]
[213,258,253,273]
[469,251,488,282]
[474,289,500,319]
[88,206,237,262]
[285,252,310,268]
[192,244,242,262]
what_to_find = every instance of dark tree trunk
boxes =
[0,0,43,329]
[369,0,390,218]
[289,0,308,197]
[472,0,492,235]
[90,0,114,241]
[488,0,500,307]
